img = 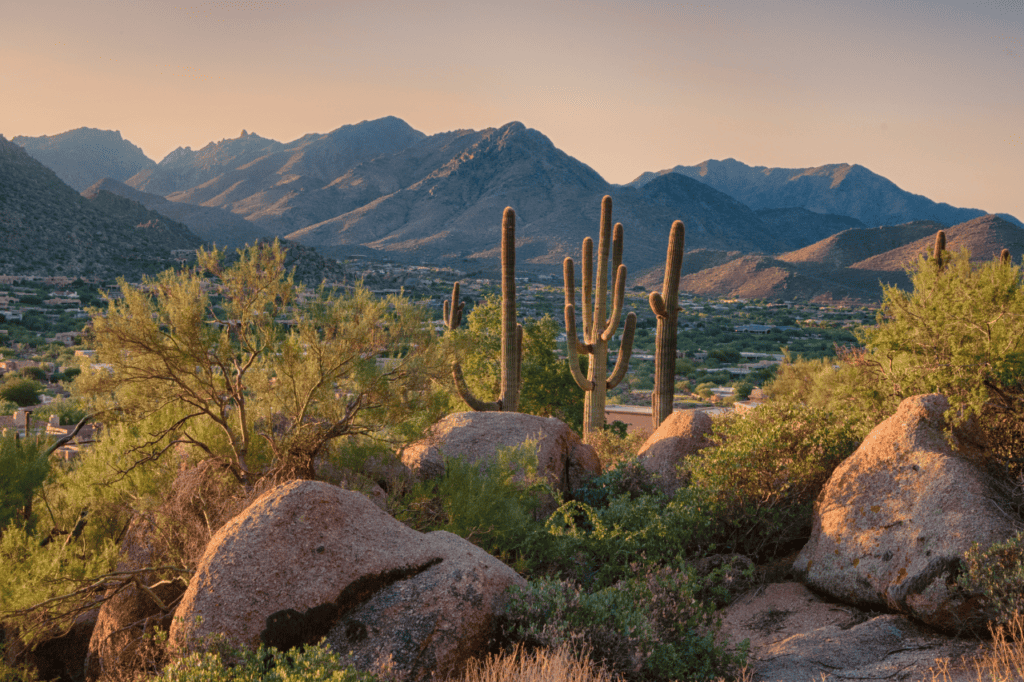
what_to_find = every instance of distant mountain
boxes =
[83,178,275,249]
[127,117,426,221]
[675,215,1024,302]
[631,158,1023,230]
[13,128,155,192]
[0,135,201,278]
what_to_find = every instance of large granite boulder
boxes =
[636,409,713,494]
[794,394,1021,631]
[167,480,525,680]
[401,412,600,495]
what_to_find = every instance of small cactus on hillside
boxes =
[451,207,523,412]
[563,196,637,438]
[1001,248,1012,265]
[649,220,685,430]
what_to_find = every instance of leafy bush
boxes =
[155,640,381,682]
[0,380,41,408]
[959,530,1024,628]
[687,402,859,559]
[502,566,745,682]
[393,443,559,573]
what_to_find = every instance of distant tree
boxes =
[0,379,42,407]
[76,242,449,484]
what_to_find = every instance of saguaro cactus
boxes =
[649,220,685,430]
[451,207,523,412]
[442,282,464,331]
[933,230,946,269]
[564,195,637,438]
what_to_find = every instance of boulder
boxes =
[86,517,186,680]
[167,480,525,680]
[401,412,600,495]
[794,394,1021,631]
[720,582,980,682]
[636,409,713,493]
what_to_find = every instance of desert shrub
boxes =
[571,460,664,510]
[393,443,559,573]
[584,428,646,472]
[502,565,745,682]
[155,639,380,682]
[0,380,40,408]
[28,397,88,427]
[959,530,1024,628]
[686,402,859,559]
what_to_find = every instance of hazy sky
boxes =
[3,0,1022,220]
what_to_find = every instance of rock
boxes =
[719,582,980,682]
[636,409,713,493]
[86,517,186,680]
[167,480,525,680]
[401,412,600,496]
[794,394,1021,632]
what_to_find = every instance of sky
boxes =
[2,0,1022,220]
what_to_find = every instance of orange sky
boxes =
[2,0,1022,221]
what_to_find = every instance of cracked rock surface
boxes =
[719,582,981,681]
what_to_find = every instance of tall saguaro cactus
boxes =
[564,195,637,438]
[649,220,685,430]
[451,207,523,412]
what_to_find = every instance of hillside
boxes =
[13,128,155,192]
[0,136,202,278]
[83,179,275,249]
[632,158,1023,230]
[675,215,1024,301]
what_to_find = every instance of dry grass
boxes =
[447,644,754,682]
[929,614,1024,682]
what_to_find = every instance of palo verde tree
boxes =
[564,196,637,438]
[77,241,448,485]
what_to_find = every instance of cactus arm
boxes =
[602,264,628,342]
[452,362,501,411]
[564,304,595,391]
[607,312,636,390]
[612,222,623,277]
[649,291,667,318]
[564,257,591,354]
[594,197,612,341]
[581,238,594,345]
[662,221,684,305]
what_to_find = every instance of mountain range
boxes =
[9,118,1023,300]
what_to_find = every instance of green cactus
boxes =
[451,207,523,412]
[933,230,946,269]
[442,282,464,331]
[563,195,637,438]
[1001,248,1011,265]
[649,220,685,430]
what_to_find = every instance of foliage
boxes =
[454,643,623,682]
[502,566,745,682]
[583,427,646,472]
[453,296,583,432]
[76,241,448,485]
[0,432,51,530]
[0,379,41,408]
[29,396,88,426]
[858,249,1024,467]
[959,530,1024,628]
[154,639,381,682]
[394,443,558,573]
[687,402,859,559]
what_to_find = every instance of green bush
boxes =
[0,380,41,408]
[959,530,1024,628]
[502,566,745,682]
[393,443,559,574]
[0,433,51,530]
[687,402,859,559]
[155,640,380,682]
